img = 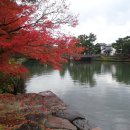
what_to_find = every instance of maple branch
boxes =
[0,16,23,27]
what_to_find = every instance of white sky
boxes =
[67,0,130,44]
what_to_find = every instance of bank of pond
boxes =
[94,56,130,62]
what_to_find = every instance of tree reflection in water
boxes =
[24,60,53,76]
[60,61,130,87]
[112,62,130,85]
[67,62,95,87]
[24,60,130,89]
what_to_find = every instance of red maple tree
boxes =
[0,0,84,92]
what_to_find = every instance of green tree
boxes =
[78,33,96,55]
[94,44,101,54]
[112,36,130,56]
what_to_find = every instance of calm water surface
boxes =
[25,61,130,130]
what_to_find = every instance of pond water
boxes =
[25,61,130,130]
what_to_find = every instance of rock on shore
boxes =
[0,91,102,130]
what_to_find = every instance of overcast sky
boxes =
[67,0,130,44]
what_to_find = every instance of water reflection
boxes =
[25,61,130,87]
[24,60,54,76]
[59,61,130,87]
[112,63,130,85]
[67,62,99,87]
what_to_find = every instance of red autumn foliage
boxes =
[0,0,84,76]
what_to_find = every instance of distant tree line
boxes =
[112,36,130,56]
[78,33,130,57]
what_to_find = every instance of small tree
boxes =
[94,44,101,54]
[112,36,130,56]
[78,33,96,55]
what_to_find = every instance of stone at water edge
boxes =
[45,115,77,130]
[73,119,97,130]
[38,91,67,113]
[91,127,102,130]
[53,108,85,122]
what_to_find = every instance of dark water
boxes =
[25,61,130,130]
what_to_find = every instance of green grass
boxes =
[94,56,130,62]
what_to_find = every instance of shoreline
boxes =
[94,56,130,62]
[0,91,101,130]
